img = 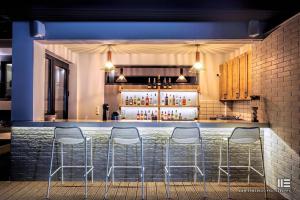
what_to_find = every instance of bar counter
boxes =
[11,120,270,181]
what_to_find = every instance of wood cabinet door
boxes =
[227,60,233,100]
[247,51,252,98]
[232,57,240,99]
[239,53,247,99]
[219,64,224,100]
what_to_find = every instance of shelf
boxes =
[120,88,199,92]
[120,105,158,108]
[159,105,198,108]
[159,89,199,92]
[120,89,159,92]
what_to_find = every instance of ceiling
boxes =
[60,41,248,54]
[1,0,299,39]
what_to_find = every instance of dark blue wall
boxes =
[12,21,249,121]
[12,22,34,121]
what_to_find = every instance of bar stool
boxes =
[46,127,94,199]
[165,127,207,199]
[218,127,267,199]
[105,127,144,199]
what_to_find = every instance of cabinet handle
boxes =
[236,92,240,99]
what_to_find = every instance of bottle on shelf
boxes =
[182,96,186,106]
[179,97,182,106]
[125,96,129,105]
[140,110,144,120]
[152,78,157,89]
[171,111,174,120]
[172,95,176,106]
[136,110,140,120]
[154,110,158,120]
[179,113,182,120]
[133,96,137,105]
[168,94,172,105]
[147,110,151,120]
[165,94,168,106]
[161,111,164,120]
[129,97,133,105]
[141,97,145,105]
[188,98,192,106]
[145,93,149,106]
[147,77,152,89]
[167,111,171,120]
[137,96,141,106]
[157,75,161,88]
[168,77,172,89]
[151,111,154,120]
[144,110,147,120]
[153,93,157,105]
[175,96,179,106]
[175,110,178,120]
[164,111,167,120]
[161,96,165,105]
[163,77,167,89]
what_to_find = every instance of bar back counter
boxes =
[11,120,269,182]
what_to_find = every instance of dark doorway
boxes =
[45,54,69,119]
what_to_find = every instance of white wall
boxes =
[76,52,227,119]
[33,42,79,120]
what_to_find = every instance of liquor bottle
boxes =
[168,77,172,89]
[161,111,164,120]
[188,98,192,106]
[179,97,182,106]
[171,111,174,120]
[137,97,141,106]
[151,111,154,120]
[172,95,176,106]
[147,77,152,89]
[136,110,140,120]
[179,113,182,120]
[154,110,158,120]
[140,110,144,120]
[164,111,168,120]
[133,96,137,105]
[167,111,171,120]
[125,96,129,105]
[149,94,153,105]
[145,94,149,106]
[175,96,179,106]
[157,75,161,88]
[168,94,172,105]
[175,110,178,120]
[153,93,157,105]
[144,110,147,120]
[163,77,167,89]
[129,97,133,105]
[182,96,186,106]
[141,97,145,105]
[161,96,165,105]
[148,110,151,120]
[165,94,168,106]
[152,78,157,89]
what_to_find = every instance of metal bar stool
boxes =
[165,127,207,199]
[46,127,94,199]
[218,127,267,199]
[105,127,144,199]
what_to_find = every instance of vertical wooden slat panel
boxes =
[247,51,252,98]
[239,53,246,99]
[232,57,240,99]
[219,64,224,100]
[227,60,233,100]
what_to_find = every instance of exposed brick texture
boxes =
[11,127,264,183]
[251,14,300,200]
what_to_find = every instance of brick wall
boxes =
[251,14,300,200]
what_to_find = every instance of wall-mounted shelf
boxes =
[119,86,200,121]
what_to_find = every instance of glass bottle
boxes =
[147,77,152,89]
[129,97,133,105]
[125,96,129,105]
[152,78,157,89]
[165,94,168,106]
[182,96,186,106]
[163,77,167,89]
[168,77,172,89]
[145,93,149,106]
[136,110,140,120]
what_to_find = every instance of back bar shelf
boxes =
[119,86,200,121]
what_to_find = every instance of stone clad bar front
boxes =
[11,121,269,182]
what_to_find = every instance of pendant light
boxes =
[116,68,127,83]
[191,44,204,72]
[176,68,187,83]
[103,45,115,72]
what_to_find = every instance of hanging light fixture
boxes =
[103,45,115,72]
[191,44,204,72]
[116,68,127,83]
[176,68,188,83]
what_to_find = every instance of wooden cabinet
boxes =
[219,52,251,101]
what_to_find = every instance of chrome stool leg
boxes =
[105,139,111,199]
[112,142,115,184]
[46,138,55,199]
[91,137,94,183]
[141,138,144,200]
[200,138,207,197]
[61,143,64,184]
[218,140,223,184]
[194,144,197,184]
[84,138,88,199]
[260,137,267,199]
[247,145,251,185]
[227,138,231,199]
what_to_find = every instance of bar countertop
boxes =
[12,120,270,128]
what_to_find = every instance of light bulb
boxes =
[105,61,114,69]
[193,62,203,70]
